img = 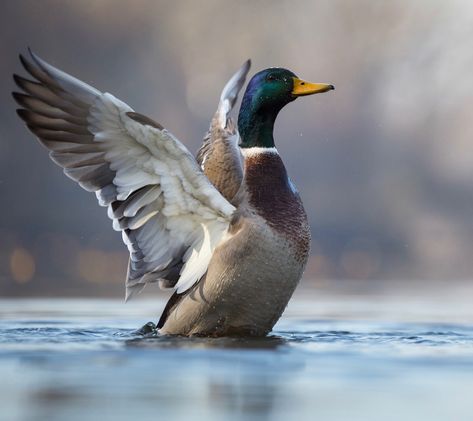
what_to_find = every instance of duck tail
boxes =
[216,59,251,129]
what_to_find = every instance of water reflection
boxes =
[125,333,301,419]
[126,334,287,350]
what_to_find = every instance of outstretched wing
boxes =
[13,49,235,299]
[196,59,250,204]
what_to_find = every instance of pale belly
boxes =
[159,216,310,336]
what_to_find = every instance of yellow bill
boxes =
[292,78,334,96]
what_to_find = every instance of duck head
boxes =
[238,68,334,148]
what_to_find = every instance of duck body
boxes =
[13,51,333,337]
[159,148,311,336]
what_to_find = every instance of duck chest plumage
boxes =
[241,148,311,264]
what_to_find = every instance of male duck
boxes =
[13,50,334,337]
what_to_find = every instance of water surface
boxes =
[1,289,473,421]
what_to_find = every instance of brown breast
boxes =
[242,150,311,262]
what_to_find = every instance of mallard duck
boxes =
[13,49,334,337]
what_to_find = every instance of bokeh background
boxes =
[1,0,472,297]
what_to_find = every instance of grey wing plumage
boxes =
[13,49,235,300]
[196,59,251,204]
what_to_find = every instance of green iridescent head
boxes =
[238,68,334,148]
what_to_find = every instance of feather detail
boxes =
[13,50,236,299]
[196,60,251,204]
[217,59,251,129]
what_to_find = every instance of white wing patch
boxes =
[177,219,228,293]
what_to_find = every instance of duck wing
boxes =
[196,60,250,204]
[13,49,235,300]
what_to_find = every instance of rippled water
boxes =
[1,291,473,421]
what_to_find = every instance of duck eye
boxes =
[266,74,276,82]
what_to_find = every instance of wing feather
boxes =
[13,50,235,299]
[196,60,250,204]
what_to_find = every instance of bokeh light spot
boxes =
[10,248,36,283]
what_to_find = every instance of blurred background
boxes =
[1,0,472,298]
